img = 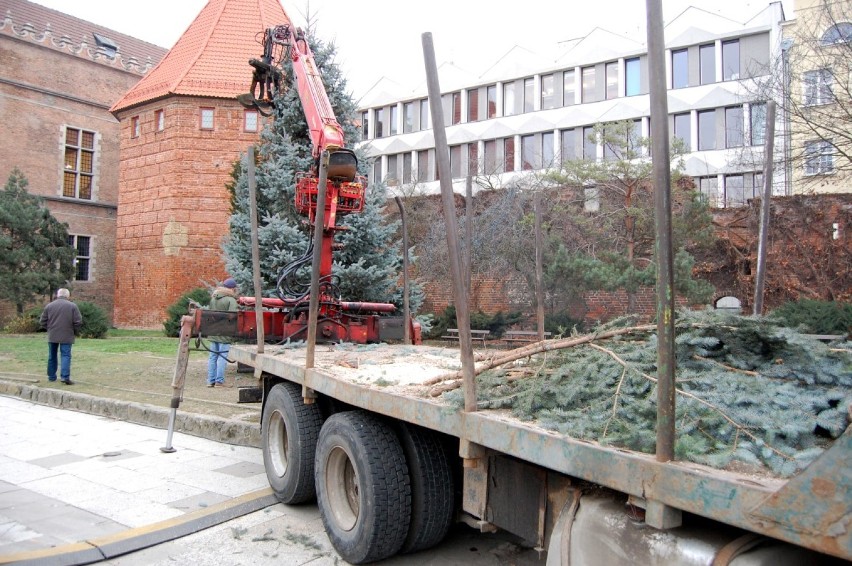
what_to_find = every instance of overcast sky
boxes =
[29,0,793,100]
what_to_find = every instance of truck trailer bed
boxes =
[229,342,851,560]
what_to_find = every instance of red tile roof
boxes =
[0,0,168,73]
[110,0,290,113]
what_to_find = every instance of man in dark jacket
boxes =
[207,278,238,387]
[39,288,83,385]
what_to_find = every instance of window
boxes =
[625,58,641,96]
[66,235,91,281]
[697,176,719,205]
[450,145,462,177]
[504,137,515,172]
[451,92,461,125]
[750,103,766,146]
[484,140,497,173]
[560,129,576,162]
[752,172,764,198]
[722,40,739,80]
[672,49,689,88]
[581,66,597,102]
[583,126,596,160]
[804,140,834,175]
[605,62,619,99]
[372,160,381,183]
[803,69,833,105]
[674,113,691,151]
[92,33,117,58]
[390,105,399,135]
[200,108,214,130]
[63,127,95,200]
[724,175,745,207]
[403,153,412,183]
[131,116,140,138]
[503,83,516,116]
[417,150,429,182]
[725,106,743,148]
[521,135,536,170]
[700,43,715,85]
[486,85,497,119]
[698,109,716,150]
[244,110,259,132]
[523,78,534,113]
[468,88,479,122]
[420,100,429,130]
[155,109,164,131]
[386,154,398,184]
[541,74,555,110]
[375,108,385,138]
[403,102,414,133]
[563,70,576,105]
[468,144,479,176]
[361,111,369,138]
[542,131,554,167]
[821,23,852,45]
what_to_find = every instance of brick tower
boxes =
[110,0,290,328]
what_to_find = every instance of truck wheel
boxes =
[398,423,454,554]
[261,381,323,504]
[315,411,411,564]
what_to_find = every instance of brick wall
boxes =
[0,33,149,325]
[113,96,263,328]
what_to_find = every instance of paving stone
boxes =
[27,452,89,468]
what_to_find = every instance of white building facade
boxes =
[356,3,788,208]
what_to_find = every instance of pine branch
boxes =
[589,343,793,462]
[425,324,655,390]
[693,355,759,376]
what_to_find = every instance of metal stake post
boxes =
[161,315,193,453]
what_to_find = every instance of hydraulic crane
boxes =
[194,24,418,345]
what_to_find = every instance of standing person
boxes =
[207,278,238,387]
[39,288,83,385]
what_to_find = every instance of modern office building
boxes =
[356,3,789,208]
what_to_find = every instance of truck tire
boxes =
[261,381,323,504]
[315,411,412,564]
[397,423,454,554]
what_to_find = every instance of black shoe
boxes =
[48,378,57,382]
[61,380,74,385]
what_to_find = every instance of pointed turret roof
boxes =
[111,0,289,113]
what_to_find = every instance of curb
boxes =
[0,488,279,565]
[0,380,261,448]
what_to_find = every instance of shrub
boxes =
[544,311,585,337]
[164,287,210,337]
[2,307,42,333]
[76,302,110,338]
[769,299,851,336]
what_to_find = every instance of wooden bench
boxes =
[502,330,551,346]
[441,328,491,347]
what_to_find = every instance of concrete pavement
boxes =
[0,395,274,565]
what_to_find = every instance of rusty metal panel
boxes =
[378,316,405,341]
[486,455,546,545]
[196,310,239,337]
[462,457,489,520]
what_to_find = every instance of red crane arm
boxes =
[289,30,346,159]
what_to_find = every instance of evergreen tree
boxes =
[0,168,75,314]
[544,120,715,314]
[223,35,421,311]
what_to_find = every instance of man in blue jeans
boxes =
[39,288,83,385]
[207,278,238,387]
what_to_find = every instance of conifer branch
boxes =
[425,324,655,389]
[589,343,793,462]
[693,355,759,376]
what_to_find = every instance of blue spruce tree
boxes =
[223,34,421,311]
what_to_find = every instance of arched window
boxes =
[820,22,852,46]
